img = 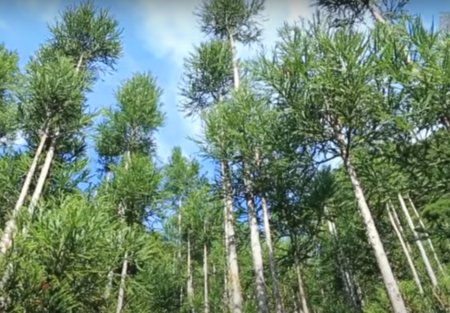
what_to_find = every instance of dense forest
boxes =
[0,0,449,312]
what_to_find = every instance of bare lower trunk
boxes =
[344,155,407,313]
[222,161,243,313]
[27,139,55,217]
[398,193,438,287]
[295,260,309,313]
[407,196,444,273]
[390,205,413,254]
[116,151,131,313]
[246,192,269,313]
[178,208,184,309]
[387,204,424,294]
[326,215,361,312]
[116,252,128,313]
[204,243,210,313]
[261,196,284,313]
[229,34,240,89]
[0,131,48,255]
[187,232,194,312]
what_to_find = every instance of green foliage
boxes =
[180,40,234,116]
[0,44,19,143]
[2,196,124,312]
[197,0,265,43]
[47,0,123,75]
[19,54,90,138]
[96,72,164,164]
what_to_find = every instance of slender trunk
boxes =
[398,193,438,287]
[116,151,131,313]
[187,232,194,312]
[390,204,413,254]
[204,243,210,313]
[179,203,184,310]
[104,171,114,300]
[261,196,284,313]
[222,161,243,313]
[27,138,56,217]
[295,260,309,313]
[116,252,128,313]
[326,216,361,312]
[245,191,269,313]
[407,196,444,273]
[229,34,240,89]
[387,204,424,294]
[0,131,48,255]
[344,155,407,312]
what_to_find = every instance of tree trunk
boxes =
[398,193,438,287]
[407,196,444,273]
[27,138,56,217]
[187,232,194,312]
[204,243,210,313]
[245,191,269,313]
[387,204,424,294]
[326,214,361,312]
[229,34,240,89]
[261,196,284,313]
[116,252,128,313]
[0,131,48,255]
[179,204,184,310]
[390,203,413,254]
[116,151,131,313]
[344,155,407,312]
[295,260,309,313]
[222,161,243,313]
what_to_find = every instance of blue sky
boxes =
[0,0,447,182]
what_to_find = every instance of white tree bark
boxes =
[295,260,309,313]
[203,243,210,313]
[261,196,284,313]
[116,151,131,313]
[27,139,56,217]
[387,204,424,294]
[187,232,194,312]
[344,155,407,312]
[326,214,361,312]
[116,251,128,313]
[222,161,243,313]
[246,192,269,313]
[398,193,438,287]
[0,131,48,255]
[407,196,444,273]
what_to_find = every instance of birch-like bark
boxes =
[390,204,413,255]
[179,204,184,310]
[222,161,243,313]
[344,154,407,312]
[203,242,210,313]
[326,215,361,312]
[295,260,309,313]
[407,196,444,273]
[187,232,194,312]
[27,139,56,217]
[245,192,269,313]
[387,204,424,294]
[261,196,284,313]
[398,193,438,287]
[229,34,240,90]
[0,130,48,255]
[116,151,131,313]
[116,251,128,313]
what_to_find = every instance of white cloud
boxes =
[135,0,315,161]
